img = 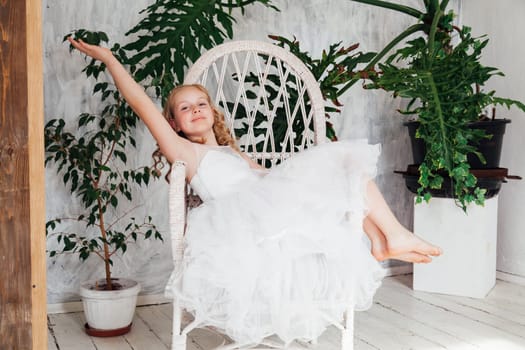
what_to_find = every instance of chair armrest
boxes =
[169,161,187,267]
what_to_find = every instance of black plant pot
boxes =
[399,119,512,198]
[405,119,511,168]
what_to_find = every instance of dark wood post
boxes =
[0,0,47,348]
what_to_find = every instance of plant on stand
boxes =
[350,0,525,210]
[348,0,525,298]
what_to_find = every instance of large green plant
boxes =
[123,0,277,100]
[45,0,278,290]
[350,0,525,210]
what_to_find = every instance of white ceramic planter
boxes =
[80,278,141,331]
[413,196,498,298]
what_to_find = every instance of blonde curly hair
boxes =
[152,84,240,180]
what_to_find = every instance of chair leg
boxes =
[172,301,186,350]
[172,334,187,350]
[341,329,353,350]
[341,307,354,350]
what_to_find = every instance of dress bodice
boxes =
[190,146,261,201]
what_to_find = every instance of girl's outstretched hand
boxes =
[67,37,114,63]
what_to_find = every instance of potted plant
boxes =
[349,0,525,210]
[45,30,164,336]
[348,0,525,298]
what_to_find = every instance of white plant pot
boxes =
[80,277,141,332]
[413,196,498,298]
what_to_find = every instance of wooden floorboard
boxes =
[48,275,525,350]
[123,311,170,350]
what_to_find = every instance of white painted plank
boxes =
[189,328,229,349]
[47,334,59,350]
[399,273,525,316]
[90,336,132,350]
[429,285,525,325]
[356,305,446,350]
[367,300,477,349]
[376,277,525,349]
[487,280,525,310]
[47,316,60,350]
[49,277,525,350]
[48,313,95,350]
[320,325,379,350]
[354,336,380,350]
[310,326,340,350]
[131,306,202,350]
[123,312,170,350]
[396,273,525,323]
[157,302,174,319]
[492,279,525,300]
[383,275,525,340]
[136,304,173,347]
[74,313,132,350]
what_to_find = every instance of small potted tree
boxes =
[348,0,525,298]
[45,30,163,336]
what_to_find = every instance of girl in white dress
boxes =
[68,38,442,345]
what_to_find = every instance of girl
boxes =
[68,37,442,345]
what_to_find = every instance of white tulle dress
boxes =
[165,140,385,345]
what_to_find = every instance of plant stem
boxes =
[425,71,451,169]
[426,7,443,68]
[439,0,450,11]
[337,23,424,96]
[96,196,112,290]
[350,0,424,19]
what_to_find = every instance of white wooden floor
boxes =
[47,274,525,350]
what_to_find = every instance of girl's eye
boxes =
[199,102,207,107]
[180,106,188,111]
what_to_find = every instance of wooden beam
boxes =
[0,0,47,348]
[27,0,47,348]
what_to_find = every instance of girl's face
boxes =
[171,86,215,139]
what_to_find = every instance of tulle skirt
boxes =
[165,140,386,345]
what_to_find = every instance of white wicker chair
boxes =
[168,40,354,350]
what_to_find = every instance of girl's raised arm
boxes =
[67,37,194,165]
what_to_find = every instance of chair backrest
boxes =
[184,40,326,167]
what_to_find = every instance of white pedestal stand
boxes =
[413,196,498,298]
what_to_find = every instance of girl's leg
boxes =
[364,180,442,260]
[363,216,432,263]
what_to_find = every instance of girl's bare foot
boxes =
[386,227,442,260]
[364,217,440,263]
